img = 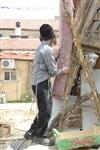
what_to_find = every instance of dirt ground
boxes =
[0,103,100,150]
[0,103,57,150]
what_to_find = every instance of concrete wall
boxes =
[0,60,33,101]
[0,29,59,39]
[0,29,38,38]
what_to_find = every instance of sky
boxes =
[0,0,59,19]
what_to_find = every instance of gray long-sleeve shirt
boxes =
[32,41,63,85]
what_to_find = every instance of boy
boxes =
[24,24,70,146]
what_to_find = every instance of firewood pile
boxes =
[48,0,100,132]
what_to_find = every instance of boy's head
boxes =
[39,24,55,41]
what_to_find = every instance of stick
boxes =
[16,139,26,150]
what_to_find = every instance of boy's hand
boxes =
[62,67,70,74]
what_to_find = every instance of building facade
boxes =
[0,18,59,101]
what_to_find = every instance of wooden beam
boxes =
[90,20,100,32]
[81,0,100,37]
[82,38,100,52]
[77,0,93,34]
[94,13,100,21]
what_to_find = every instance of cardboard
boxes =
[53,125,100,150]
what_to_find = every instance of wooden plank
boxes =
[77,0,93,34]
[53,0,73,97]
[94,13,100,21]
[96,57,100,69]
[81,0,100,38]
[82,38,100,51]
[90,21,100,32]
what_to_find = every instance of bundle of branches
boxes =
[48,93,92,132]
[49,0,100,132]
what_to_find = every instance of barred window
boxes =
[4,71,17,81]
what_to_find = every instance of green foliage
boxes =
[7,93,33,103]
[20,93,33,102]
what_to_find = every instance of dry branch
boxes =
[49,0,100,131]
[48,93,92,132]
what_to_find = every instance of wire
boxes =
[0,100,37,133]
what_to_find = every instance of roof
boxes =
[0,38,59,60]
[0,38,39,60]
[0,18,59,60]
[0,18,59,30]
[0,52,34,60]
[0,38,39,50]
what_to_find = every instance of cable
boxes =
[0,101,37,133]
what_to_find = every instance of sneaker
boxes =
[33,136,55,146]
[24,130,34,140]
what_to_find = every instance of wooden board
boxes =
[53,0,73,97]
[80,0,100,50]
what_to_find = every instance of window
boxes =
[4,72,10,80]
[4,71,17,81]
[11,72,17,81]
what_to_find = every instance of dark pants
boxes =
[30,79,52,137]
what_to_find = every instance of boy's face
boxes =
[50,36,57,47]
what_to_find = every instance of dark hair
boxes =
[16,21,21,27]
[39,24,55,41]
